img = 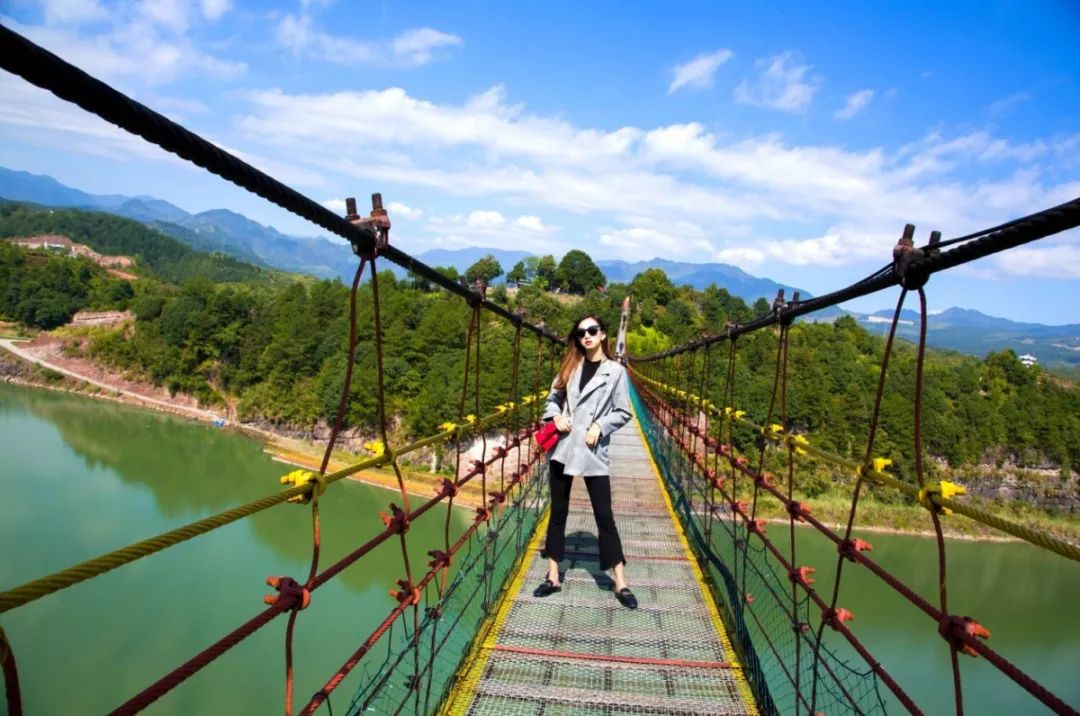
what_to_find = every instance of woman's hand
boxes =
[553,415,572,433]
[585,423,601,447]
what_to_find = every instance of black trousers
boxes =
[543,459,626,571]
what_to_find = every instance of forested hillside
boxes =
[0,202,273,284]
[2,209,1077,493]
[59,262,1080,482]
[0,241,133,329]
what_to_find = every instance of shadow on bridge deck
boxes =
[442,417,758,715]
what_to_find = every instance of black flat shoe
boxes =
[533,579,561,597]
[615,587,638,609]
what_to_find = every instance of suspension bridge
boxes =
[2,24,1079,715]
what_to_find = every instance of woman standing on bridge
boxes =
[535,314,637,609]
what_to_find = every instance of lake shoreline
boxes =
[0,342,488,509]
[2,343,1071,542]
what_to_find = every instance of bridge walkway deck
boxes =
[443,416,758,715]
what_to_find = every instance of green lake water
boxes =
[784,522,1080,714]
[0,384,473,714]
[1,382,1078,714]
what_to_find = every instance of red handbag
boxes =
[534,421,562,453]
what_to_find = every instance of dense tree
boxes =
[435,265,460,284]
[630,268,676,307]
[536,255,557,287]
[555,250,606,295]
[507,260,527,285]
[465,255,503,285]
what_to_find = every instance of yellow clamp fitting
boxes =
[917,480,966,515]
[856,457,892,479]
[723,407,746,420]
[438,421,458,433]
[786,433,810,456]
[280,469,328,504]
[363,440,386,457]
[464,414,476,424]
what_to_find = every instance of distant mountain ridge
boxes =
[3,164,1075,374]
[0,166,358,280]
[596,257,811,304]
[852,306,1080,374]
[0,166,817,306]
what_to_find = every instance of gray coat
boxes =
[542,359,633,476]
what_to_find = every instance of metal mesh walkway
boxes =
[442,418,759,715]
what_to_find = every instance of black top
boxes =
[579,358,602,392]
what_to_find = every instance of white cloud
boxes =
[735,51,821,112]
[835,89,874,120]
[715,246,766,265]
[599,226,699,261]
[392,28,463,66]
[988,91,1031,117]
[196,53,245,78]
[232,82,1077,276]
[423,210,562,253]
[0,74,191,162]
[40,0,107,24]
[2,14,245,87]
[147,94,210,118]
[466,210,506,229]
[668,49,734,94]
[200,0,231,21]
[515,215,546,231]
[137,0,190,33]
[323,197,421,218]
[238,85,643,167]
[994,240,1080,279]
[388,201,422,219]
[276,14,462,68]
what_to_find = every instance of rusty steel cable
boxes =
[636,380,873,713]
[4,19,1080,716]
[0,26,564,347]
[636,380,920,713]
[635,371,1080,715]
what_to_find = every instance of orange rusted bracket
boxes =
[264,576,311,610]
[789,566,816,589]
[390,578,421,606]
[939,615,991,657]
[824,607,855,630]
[345,194,390,258]
[379,503,410,535]
[839,537,873,562]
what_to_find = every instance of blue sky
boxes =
[1,0,1078,322]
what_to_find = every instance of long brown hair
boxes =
[553,314,611,390]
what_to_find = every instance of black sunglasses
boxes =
[574,325,601,338]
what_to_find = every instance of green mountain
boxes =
[855,306,1080,375]
[0,202,270,285]
[179,209,353,279]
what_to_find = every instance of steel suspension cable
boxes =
[0,25,563,347]
[809,288,907,713]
